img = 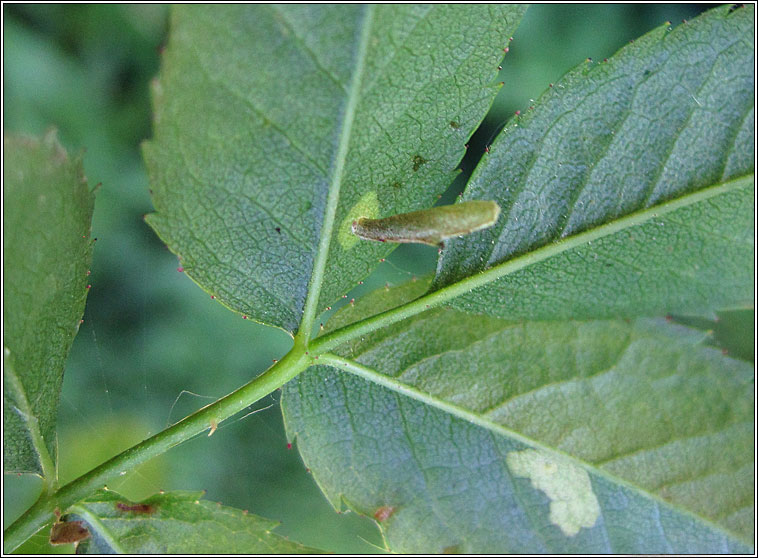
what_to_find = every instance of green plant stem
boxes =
[2,346,311,553]
[311,174,753,354]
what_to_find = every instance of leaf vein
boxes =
[190,47,329,177]
[266,5,349,93]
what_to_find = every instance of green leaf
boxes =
[712,308,755,363]
[3,131,95,479]
[435,5,754,319]
[670,308,755,364]
[282,279,754,553]
[143,4,526,333]
[70,489,323,554]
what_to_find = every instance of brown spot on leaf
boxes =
[412,154,427,171]
[50,520,90,545]
[116,502,156,515]
[373,505,396,522]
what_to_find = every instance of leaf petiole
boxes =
[3,345,311,553]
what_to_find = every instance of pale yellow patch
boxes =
[338,191,379,249]
[506,449,600,537]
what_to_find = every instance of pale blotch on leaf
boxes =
[506,449,600,537]
[338,190,379,249]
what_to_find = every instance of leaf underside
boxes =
[282,6,754,554]
[72,489,322,554]
[3,131,95,477]
[436,5,754,320]
[144,4,754,554]
[284,277,754,553]
[143,4,527,333]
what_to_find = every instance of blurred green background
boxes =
[4,4,750,554]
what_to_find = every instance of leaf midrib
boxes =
[311,172,754,354]
[70,504,126,554]
[346,315,753,475]
[319,352,753,547]
[298,5,375,341]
